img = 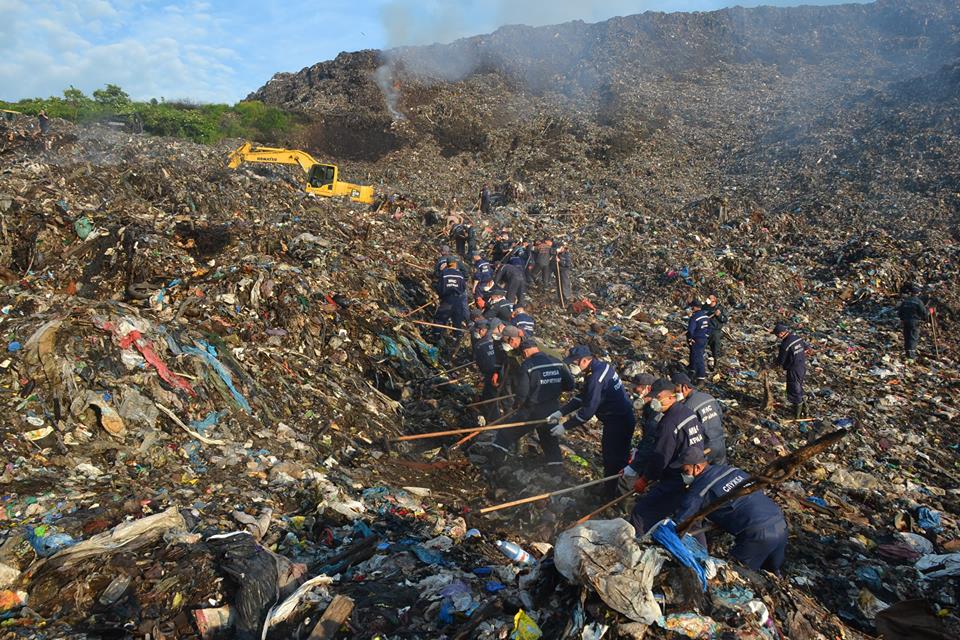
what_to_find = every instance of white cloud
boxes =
[0,0,239,102]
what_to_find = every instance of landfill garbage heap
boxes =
[0,1,959,639]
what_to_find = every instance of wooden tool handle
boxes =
[479,474,620,514]
[392,419,546,442]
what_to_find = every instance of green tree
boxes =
[93,84,131,111]
[62,86,91,119]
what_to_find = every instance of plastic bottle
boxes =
[495,540,533,565]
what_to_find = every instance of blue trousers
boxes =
[902,322,919,357]
[731,519,788,574]
[601,413,637,498]
[630,475,687,536]
[494,404,562,463]
[689,339,707,379]
[785,368,805,404]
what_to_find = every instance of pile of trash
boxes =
[0,1,959,637]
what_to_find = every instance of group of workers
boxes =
[425,215,940,576]
[424,228,796,574]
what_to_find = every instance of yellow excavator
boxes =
[227,142,374,204]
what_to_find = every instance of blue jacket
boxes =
[636,401,704,482]
[436,267,466,300]
[898,297,928,324]
[511,312,535,335]
[683,390,726,465]
[561,359,634,429]
[513,351,576,416]
[496,264,525,289]
[687,310,712,342]
[673,464,784,536]
[474,259,494,282]
[777,332,806,372]
[484,298,514,322]
[472,336,498,377]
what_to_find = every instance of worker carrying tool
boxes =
[628,373,662,473]
[686,299,712,383]
[551,346,636,498]
[471,320,501,423]
[898,283,929,362]
[672,447,788,574]
[773,322,808,419]
[671,372,727,465]
[487,338,575,471]
[433,259,467,346]
[623,378,705,536]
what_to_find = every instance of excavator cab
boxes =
[307,164,337,189]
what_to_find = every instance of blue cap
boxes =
[773,322,789,335]
[564,345,592,364]
[690,299,702,308]
[646,378,674,398]
[670,372,693,387]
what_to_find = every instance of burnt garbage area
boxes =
[1,1,960,637]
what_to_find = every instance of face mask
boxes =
[568,364,582,376]
[649,399,663,413]
[681,473,696,487]
[501,343,513,352]
[676,392,685,403]
[472,332,482,340]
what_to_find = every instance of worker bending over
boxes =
[672,447,788,574]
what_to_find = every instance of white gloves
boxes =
[618,465,638,495]
[549,423,566,438]
[547,410,563,424]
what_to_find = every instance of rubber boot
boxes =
[792,403,802,420]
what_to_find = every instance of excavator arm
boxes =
[227,142,374,204]
[227,142,319,174]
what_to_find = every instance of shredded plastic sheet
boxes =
[182,340,252,413]
[650,519,708,591]
[94,317,196,396]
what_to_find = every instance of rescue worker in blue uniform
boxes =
[449,222,472,259]
[483,289,514,323]
[433,259,467,345]
[433,245,454,280]
[471,320,501,423]
[490,231,512,263]
[552,346,636,498]
[704,293,728,368]
[480,184,492,215]
[625,373,661,477]
[671,373,727,465]
[898,283,929,361]
[774,322,808,419]
[510,306,536,336]
[489,338,575,470]
[472,253,494,284]
[686,300,712,383]
[673,447,788,574]
[625,378,705,536]
[496,262,527,306]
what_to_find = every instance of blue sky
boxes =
[0,1,865,103]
